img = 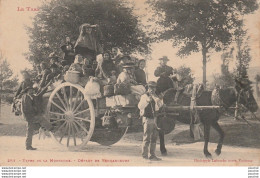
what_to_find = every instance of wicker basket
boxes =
[64,71,80,84]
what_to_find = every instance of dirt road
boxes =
[1,104,260,166]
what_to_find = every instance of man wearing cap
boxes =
[138,81,163,161]
[21,86,52,150]
[154,56,174,95]
[14,71,33,98]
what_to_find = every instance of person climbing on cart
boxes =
[12,71,33,115]
[21,86,53,150]
[138,81,163,161]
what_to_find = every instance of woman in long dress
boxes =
[74,23,103,63]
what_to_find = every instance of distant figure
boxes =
[74,23,103,63]
[154,56,174,95]
[61,37,75,66]
[135,59,147,85]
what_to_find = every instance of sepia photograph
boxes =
[0,0,260,167]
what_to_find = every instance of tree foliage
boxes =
[26,0,149,64]
[176,65,194,85]
[148,0,258,86]
[234,25,252,78]
[0,56,18,91]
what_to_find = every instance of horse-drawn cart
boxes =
[38,79,258,157]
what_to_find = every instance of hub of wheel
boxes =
[65,111,75,122]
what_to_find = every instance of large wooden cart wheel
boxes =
[90,114,128,146]
[92,127,128,146]
[46,82,95,149]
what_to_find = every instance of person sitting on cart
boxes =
[46,63,62,83]
[101,51,117,78]
[154,56,174,96]
[111,47,123,65]
[21,86,52,150]
[68,54,84,76]
[117,63,137,85]
[82,57,95,78]
[117,55,131,73]
[38,62,52,89]
[138,81,163,161]
[134,59,147,86]
[117,63,146,96]
[60,36,75,66]
[95,52,117,85]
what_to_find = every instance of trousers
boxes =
[142,117,158,157]
[26,115,52,148]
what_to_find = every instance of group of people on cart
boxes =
[12,23,186,161]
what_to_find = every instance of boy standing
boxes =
[138,81,163,161]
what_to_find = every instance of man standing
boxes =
[154,56,174,95]
[21,87,52,150]
[138,81,163,161]
[14,71,33,98]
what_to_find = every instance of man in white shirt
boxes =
[138,81,163,161]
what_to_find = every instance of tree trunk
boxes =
[202,48,207,88]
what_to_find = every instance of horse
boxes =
[157,83,258,158]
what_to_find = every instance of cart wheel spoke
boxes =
[71,122,80,135]
[72,90,80,111]
[62,87,69,107]
[74,109,90,117]
[58,122,68,143]
[73,100,85,114]
[51,100,66,113]
[74,120,89,135]
[67,123,71,147]
[49,111,65,117]
[51,119,66,124]
[55,92,67,111]
[74,116,91,122]
[71,123,77,146]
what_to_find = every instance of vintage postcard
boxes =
[0,0,260,167]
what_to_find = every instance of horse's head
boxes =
[235,79,258,113]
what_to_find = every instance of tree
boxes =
[234,23,251,78]
[0,54,14,91]
[26,0,149,64]
[210,48,236,89]
[148,0,258,87]
[176,66,194,85]
[255,74,260,98]
[0,53,18,113]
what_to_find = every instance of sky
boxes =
[0,0,260,82]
